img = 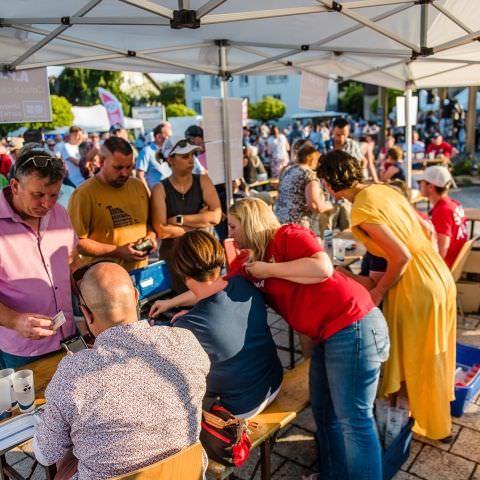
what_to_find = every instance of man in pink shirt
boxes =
[0,144,77,368]
[417,165,468,269]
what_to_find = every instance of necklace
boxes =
[170,177,192,200]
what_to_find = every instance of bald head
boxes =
[80,263,138,330]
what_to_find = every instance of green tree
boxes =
[136,80,185,107]
[55,68,131,115]
[0,95,73,136]
[248,96,286,122]
[338,81,364,116]
[165,103,197,117]
[370,88,404,115]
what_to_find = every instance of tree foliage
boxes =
[370,88,404,115]
[0,95,73,137]
[338,81,364,116]
[165,103,197,117]
[55,68,131,115]
[134,80,185,107]
[248,96,286,122]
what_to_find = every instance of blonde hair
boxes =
[229,198,281,261]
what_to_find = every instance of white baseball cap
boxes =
[415,166,452,188]
[168,139,200,157]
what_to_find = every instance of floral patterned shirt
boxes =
[33,321,210,480]
[274,164,319,229]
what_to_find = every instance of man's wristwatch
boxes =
[176,214,184,226]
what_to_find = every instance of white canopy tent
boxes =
[1,0,479,191]
[72,105,144,132]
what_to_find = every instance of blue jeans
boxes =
[309,308,390,480]
[0,350,46,369]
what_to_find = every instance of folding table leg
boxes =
[260,438,272,480]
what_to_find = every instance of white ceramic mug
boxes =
[13,370,35,413]
[0,368,17,410]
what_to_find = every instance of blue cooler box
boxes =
[130,261,171,301]
[451,343,480,417]
[382,417,414,480]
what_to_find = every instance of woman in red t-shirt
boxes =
[228,198,389,480]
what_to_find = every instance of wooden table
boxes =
[465,208,480,239]
[0,352,64,480]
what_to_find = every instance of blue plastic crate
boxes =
[382,417,414,480]
[129,261,171,301]
[451,343,480,417]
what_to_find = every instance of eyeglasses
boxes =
[71,261,117,313]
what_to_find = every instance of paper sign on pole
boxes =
[299,73,329,111]
[202,97,243,185]
[396,96,418,127]
[0,68,51,124]
[98,87,125,127]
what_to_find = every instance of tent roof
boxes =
[1,0,479,90]
[72,105,144,131]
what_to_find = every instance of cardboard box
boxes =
[457,281,480,313]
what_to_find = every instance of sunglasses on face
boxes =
[168,139,195,157]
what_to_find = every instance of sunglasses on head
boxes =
[168,139,194,157]
[16,155,63,174]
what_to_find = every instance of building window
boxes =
[190,75,200,91]
[240,75,249,86]
[210,76,220,89]
[193,101,201,114]
[266,75,288,84]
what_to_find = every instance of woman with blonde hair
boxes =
[317,150,456,442]
[228,197,389,480]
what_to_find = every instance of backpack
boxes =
[200,399,253,467]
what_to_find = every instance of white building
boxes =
[184,74,338,120]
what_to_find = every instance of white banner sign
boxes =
[396,96,418,127]
[299,73,329,111]
[202,97,243,185]
[0,68,51,124]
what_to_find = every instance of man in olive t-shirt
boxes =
[68,137,157,272]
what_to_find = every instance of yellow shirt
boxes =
[68,176,149,271]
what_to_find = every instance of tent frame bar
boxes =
[231,49,303,75]
[117,0,173,19]
[1,17,171,26]
[431,2,473,34]
[8,0,103,69]
[197,0,227,19]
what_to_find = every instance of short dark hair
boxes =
[316,150,363,192]
[171,230,225,282]
[103,137,133,156]
[297,144,319,165]
[153,123,168,137]
[333,118,349,129]
[14,144,66,184]
[185,125,204,139]
[23,129,43,144]
[387,146,403,162]
[69,126,82,134]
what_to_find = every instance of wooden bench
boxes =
[110,443,203,479]
[207,359,310,480]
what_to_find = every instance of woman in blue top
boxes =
[150,230,283,418]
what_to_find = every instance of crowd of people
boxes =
[0,113,469,479]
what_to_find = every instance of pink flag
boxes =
[97,87,125,126]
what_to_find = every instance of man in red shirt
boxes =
[417,166,467,268]
[425,133,457,161]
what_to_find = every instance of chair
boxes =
[110,443,203,480]
[451,237,478,324]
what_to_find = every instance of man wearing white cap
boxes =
[416,166,467,268]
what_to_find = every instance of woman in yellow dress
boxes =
[317,150,456,440]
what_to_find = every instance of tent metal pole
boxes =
[420,1,428,49]
[433,29,480,54]
[230,49,301,75]
[117,0,173,19]
[405,86,413,188]
[219,43,234,209]
[466,86,477,155]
